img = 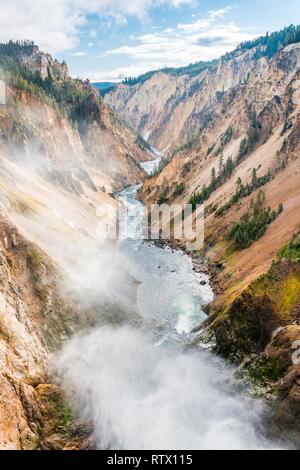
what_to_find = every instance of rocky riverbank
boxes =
[153,231,300,446]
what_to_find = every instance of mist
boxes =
[0,108,282,450]
[0,148,139,324]
[49,175,282,451]
[54,324,279,450]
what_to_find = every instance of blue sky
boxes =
[0,1,299,82]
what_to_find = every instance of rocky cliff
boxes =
[106,43,300,153]
[108,42,300,295]
[107,35,300,430]
[0,217,94,449]
[0,42,151,193]
[18,44,69,81]
[169,48,298,291]
[0,43,146,448]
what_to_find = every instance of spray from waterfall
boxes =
[54,325,280,450]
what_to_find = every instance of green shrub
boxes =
[189,157,235,210]
[182,161,192,176]
[216,171,272,217]
[172,183,186,198]
[172,130,200,155]
[278,234,300,262]
[221,127,233,146]
[228,192,283,249]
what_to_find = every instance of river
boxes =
[54,150,280,450]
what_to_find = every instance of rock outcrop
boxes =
[0,217,95,449]
[0,43,146,449]
[18,44,69,80]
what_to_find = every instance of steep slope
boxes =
[0,217,94,450]
[107,32,300,419]
[0,42,151,192]
[138,43,300,296]
[0,43,146,448]
[107,40,300,294]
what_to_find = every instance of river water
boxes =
[54,151,280,450]
[116,181,213,342]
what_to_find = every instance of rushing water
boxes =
[140,146,162,175]
[116,183,212,342]
[54,149,280,450]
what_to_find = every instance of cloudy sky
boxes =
[0,0,299,82]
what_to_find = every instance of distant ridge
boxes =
[120,24,300,86]
[92,81,117,96]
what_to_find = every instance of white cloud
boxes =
[103,23,256,68]
[178,19,211,32]
[81,62,165,82]
[208,6,232,19]
[74,0,194,20]
[0,0,194,53]
[89,6,258,82]
[178,6,232,32]
[89,29,98,39]
[0,0,84,53]
[71,51,87,56]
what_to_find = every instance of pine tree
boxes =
[252,168,258,185]
[211,167,217,185]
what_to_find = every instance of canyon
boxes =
[0,28,300,450]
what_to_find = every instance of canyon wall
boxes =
[0,45,147,448]
[107,42,300,427]
[107,43,300,297]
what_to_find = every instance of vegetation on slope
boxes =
[278,234,300,262]
[207,239,300,442]
[189,157,235,210]
[238,24,300,59]
[0,40,38,57]
[211,232,300,362]
[123,60,218,86]
[0,40,100,124]
[228,190,283,250]
[216,170,272,217]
